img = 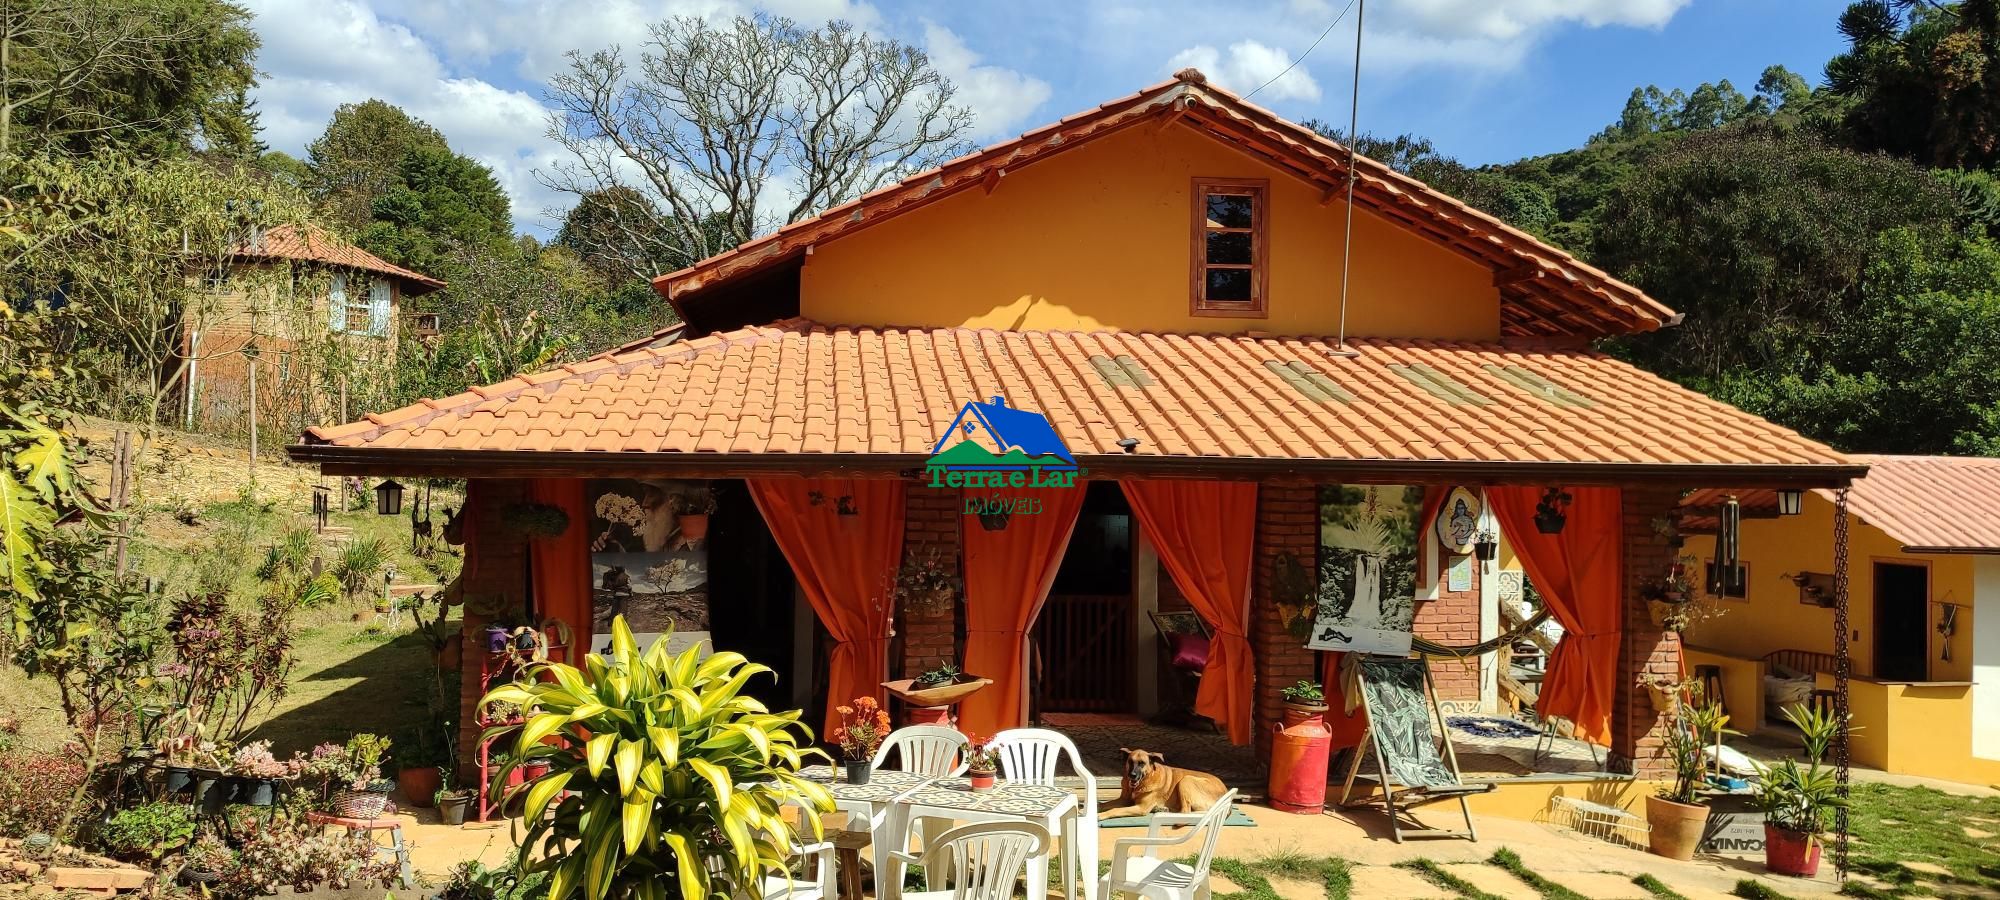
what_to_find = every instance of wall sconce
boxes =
[1534,487,1571,534]
[374,479,404,516]
[1777,489,1804,516]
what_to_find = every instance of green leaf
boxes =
[0,469,55,603]
[525,770,574,823]
[620,797,653,854]
[686,757,733,809]
[516,712,567,757]
[659,831,706,900]
[586,733,615,779]
[615,738,643,798]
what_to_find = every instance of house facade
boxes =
[289,71,1861,814]
[185,224,443,431]
[1682,456,2000,786]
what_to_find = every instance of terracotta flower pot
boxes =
[399,767,441,808]
[1764,824,1822,877]
[968,769,997,792]
[1645,795,1711,861]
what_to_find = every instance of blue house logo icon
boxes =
[925,396,1079,489]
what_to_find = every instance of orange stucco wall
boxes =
[799,123,1502,338]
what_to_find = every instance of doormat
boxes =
[1099,808,1258,828]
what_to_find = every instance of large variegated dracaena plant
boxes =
[482,616,832,900]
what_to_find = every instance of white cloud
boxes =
[1167,41,1321,102]
[923,23,1052,139]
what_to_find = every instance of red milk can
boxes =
[1267,703,1333,813]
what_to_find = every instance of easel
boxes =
[1337,655,1493,842]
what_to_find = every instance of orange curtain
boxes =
[1121,480,1258,745]
[958,486,1086,738]
[1488,486,1623,745]
[749,478,906,735]
[529,479,592,664]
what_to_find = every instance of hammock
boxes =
[1409,607,1553,659]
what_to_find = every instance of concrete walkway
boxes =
[391,799,1845,898]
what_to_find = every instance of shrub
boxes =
[96,802,195,861]
[0,750,89,839]
[214,813,397,899]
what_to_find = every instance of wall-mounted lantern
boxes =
[374,479,405,516]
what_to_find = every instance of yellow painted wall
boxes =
[799,123,1502,338]
[1683,491,1974,682]
[1684,646,1764,731]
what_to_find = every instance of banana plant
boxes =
[481,616,832,900]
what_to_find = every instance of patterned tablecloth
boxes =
[796,765,935,804]
[900,778,1076,817]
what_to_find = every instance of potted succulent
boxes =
[1646,695,1736,861]
[1279,679,1328,718]
[436,773,476,826]
[674,489,717,544]
[180,831,233,885]
[964,735,1001,792]
[1758,704,1851,877]
[832,697,891,784]
[306,733,394,819]
[229,740,297,807]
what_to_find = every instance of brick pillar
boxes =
[899,488,962,678]
[1252,482,1317,758]
[455,478,530,783]
[1413,555,1481,703]
[1611,485,1683,778]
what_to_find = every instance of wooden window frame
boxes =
[1189,177,1269,318]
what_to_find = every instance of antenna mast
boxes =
[1332,0,1367,357]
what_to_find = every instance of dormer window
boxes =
[1190,177,1268,317]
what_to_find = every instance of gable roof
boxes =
[653,70,1678,340]
[938,397,1077,463]
[292,317,1854,486]
[237,224,445,293]
[1683,455,2000,552]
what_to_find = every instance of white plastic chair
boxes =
[751,793,838,900]
[886,821,1052,900]
[873,724,969,776]
[1098,790,1238,900]
[993,728,1099,900]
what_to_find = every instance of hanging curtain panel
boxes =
[748,477,906,734]
[1488,486,1624,746]
[958,485,1087,738]
[1121,480,1258,745]
[528,479,594,664]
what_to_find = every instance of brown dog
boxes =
[1097,747,1228,820]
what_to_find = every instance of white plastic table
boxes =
[795,765,936,886]
[884,777,1083,900]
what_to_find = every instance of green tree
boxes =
[304,100,449,232]
[0,0,261,158]
[359,143,515,276]
[1825,0,2000,169]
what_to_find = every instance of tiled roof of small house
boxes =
[238,224,445,292]
[294,318,1854,483]
[654,70,1679,340]
[1685,456,2000,552]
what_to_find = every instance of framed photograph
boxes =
[587,479,713,655]
[1308,484,1423,656]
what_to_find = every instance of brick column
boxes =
[899,488,961,678]
[1413,558,1481,703]
[455,478,530,782]
[1252,482,1317,758]
[1611,485,1683,778]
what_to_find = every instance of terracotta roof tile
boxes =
[238,224,443,291]
[1688,456,2000,551]
[298,319,1850,479]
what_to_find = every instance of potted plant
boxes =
[1644,557,1719,632]
[1758,704,1851,877]
[229,740,297,807]
[477,615,834,900]
[436,774,475,826]
[1279,679,1328,717]
[964,735,1001,792]
[97,801,195,863]
[832,697,891,784]
[1646,696,1735,861]
[306,733,394,819]
[180,831,234,885]
[894,546,960,617]
[395,724,450,808]
[674,489,717,544]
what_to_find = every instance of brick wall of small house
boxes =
[1612,485,1684,778]
[1412,559,1482,702]
[454,479,531,784]
[899,488,961,678]
[1252,482,1319,757]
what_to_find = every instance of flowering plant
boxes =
[829,697,891,762]
[301,734,391,790]
[893,545,959,615]
[963,735,1001,773]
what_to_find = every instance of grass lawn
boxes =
[1841,782,2000,898]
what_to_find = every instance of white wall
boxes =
[1975,555,2000,761]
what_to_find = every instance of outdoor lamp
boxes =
[374,479,404,516]
[1777,489,1804,516]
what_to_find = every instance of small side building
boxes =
[183,224,444,431]
[1683,455,2000,786]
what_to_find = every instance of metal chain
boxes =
[1832,487,1852,878]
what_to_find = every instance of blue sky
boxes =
[243,0,1855,237]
